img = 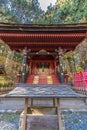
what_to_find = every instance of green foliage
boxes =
[0,0,87,24]
[0,40,23,82]
[2,113,20,121]
[34,0,87,24]
[0,0,43,23]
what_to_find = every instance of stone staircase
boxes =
[26,74,60,84]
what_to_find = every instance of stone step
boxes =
[26,74,60,84]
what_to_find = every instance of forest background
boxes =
[0,0,87,24]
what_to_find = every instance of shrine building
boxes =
[0,23,87,84]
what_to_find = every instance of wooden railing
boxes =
[74,70,87,95]
[0,86,14,95]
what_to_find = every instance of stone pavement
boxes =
[0,121,17,130]
[26,115,58,130]
[0,97,87,111]
[63,110,87,130]
[0,110,87,130]
[0,99,25,112]
[0,113,20,130]
[0,98,87,130]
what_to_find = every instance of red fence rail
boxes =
[74,70,87,88]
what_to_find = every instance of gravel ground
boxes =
[0,113,20,130]
[0,111,87,130]
[63,110,87,130]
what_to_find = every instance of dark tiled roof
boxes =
[0,23,87,32]
[0,84,86,98]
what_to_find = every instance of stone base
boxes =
[19,108,59,130]
[27,115,58,130]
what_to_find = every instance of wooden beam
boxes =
[0,23,87,32]
[23,98,28,130]
[31,98,33,106]
[54,98,62,130]
[0,32,85,37]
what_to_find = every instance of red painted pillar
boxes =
[86,32,87,38]
[29,60,32,74]
[54,57,58,74]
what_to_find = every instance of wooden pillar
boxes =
[23,98,28,130]
[55,48,65,83]
[21,55,27,83]
[53,98,55,106]
[21,47,28,83]
[31,98,33,106]
[86,32,87,38]
[29,59,32,75]
[54,58,57,74]
[54,98,62,130]
[59,55,65,83]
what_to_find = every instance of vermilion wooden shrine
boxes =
[0,23,87,130]
[0,23,87,84]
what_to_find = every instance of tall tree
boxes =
[0,0,87,24]
[50,0,87,24]
[0,0,43,23]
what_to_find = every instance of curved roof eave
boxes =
[0,23,87,33]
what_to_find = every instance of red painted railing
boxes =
[74,70,87,88]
